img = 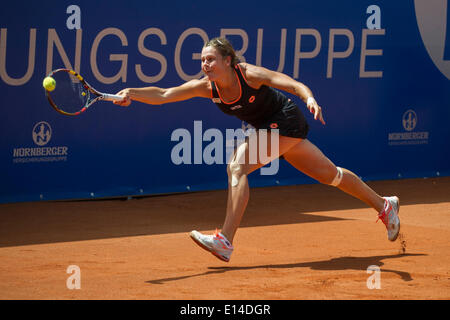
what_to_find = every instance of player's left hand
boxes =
[307,97,326,125]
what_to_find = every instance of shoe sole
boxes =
[389,196,400,242]
[189,232,230,262]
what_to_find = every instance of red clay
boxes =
[0,177,449,299]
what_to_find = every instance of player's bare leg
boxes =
[220,132,302,243]
[282,139,385,212]
[190,131,302,261]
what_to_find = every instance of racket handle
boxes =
[102,93,125,102]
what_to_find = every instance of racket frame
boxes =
[45,68,123,116]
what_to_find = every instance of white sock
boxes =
[379,199,389,215]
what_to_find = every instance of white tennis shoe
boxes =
[190,229,234,262]
[377,196,400,241]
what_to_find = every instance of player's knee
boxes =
[227,142,249,187]
[326,167,344,187]
[227,160,246,187]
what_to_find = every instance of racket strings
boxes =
[47,71,90,114]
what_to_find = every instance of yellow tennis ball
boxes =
[43,77,56,92]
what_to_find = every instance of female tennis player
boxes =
[114,37,400,262]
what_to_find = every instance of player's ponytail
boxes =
[204,37,240,67]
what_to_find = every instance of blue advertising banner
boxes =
[1,0,449,203]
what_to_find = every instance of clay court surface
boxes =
[0,177,449,300]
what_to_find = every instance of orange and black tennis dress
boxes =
[210,64,309,139]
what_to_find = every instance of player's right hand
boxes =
[114,89,132,107]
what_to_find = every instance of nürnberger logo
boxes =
[12,121,69,163]
[388,109,429,146]
[32,121,52,146]
[414,0,450,79]
[402,109,417,132]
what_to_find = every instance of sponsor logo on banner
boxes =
[32,121,52,146]
[12,121,69,163]
[414,0,450,79]
[388,109,429,146]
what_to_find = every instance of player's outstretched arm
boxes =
[114,78,211,107]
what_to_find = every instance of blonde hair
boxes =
[204,37,240,67]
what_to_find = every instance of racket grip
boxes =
[102,93,125,102]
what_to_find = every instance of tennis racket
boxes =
[44,69,124,116]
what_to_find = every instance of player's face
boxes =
[201,46,230,81]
